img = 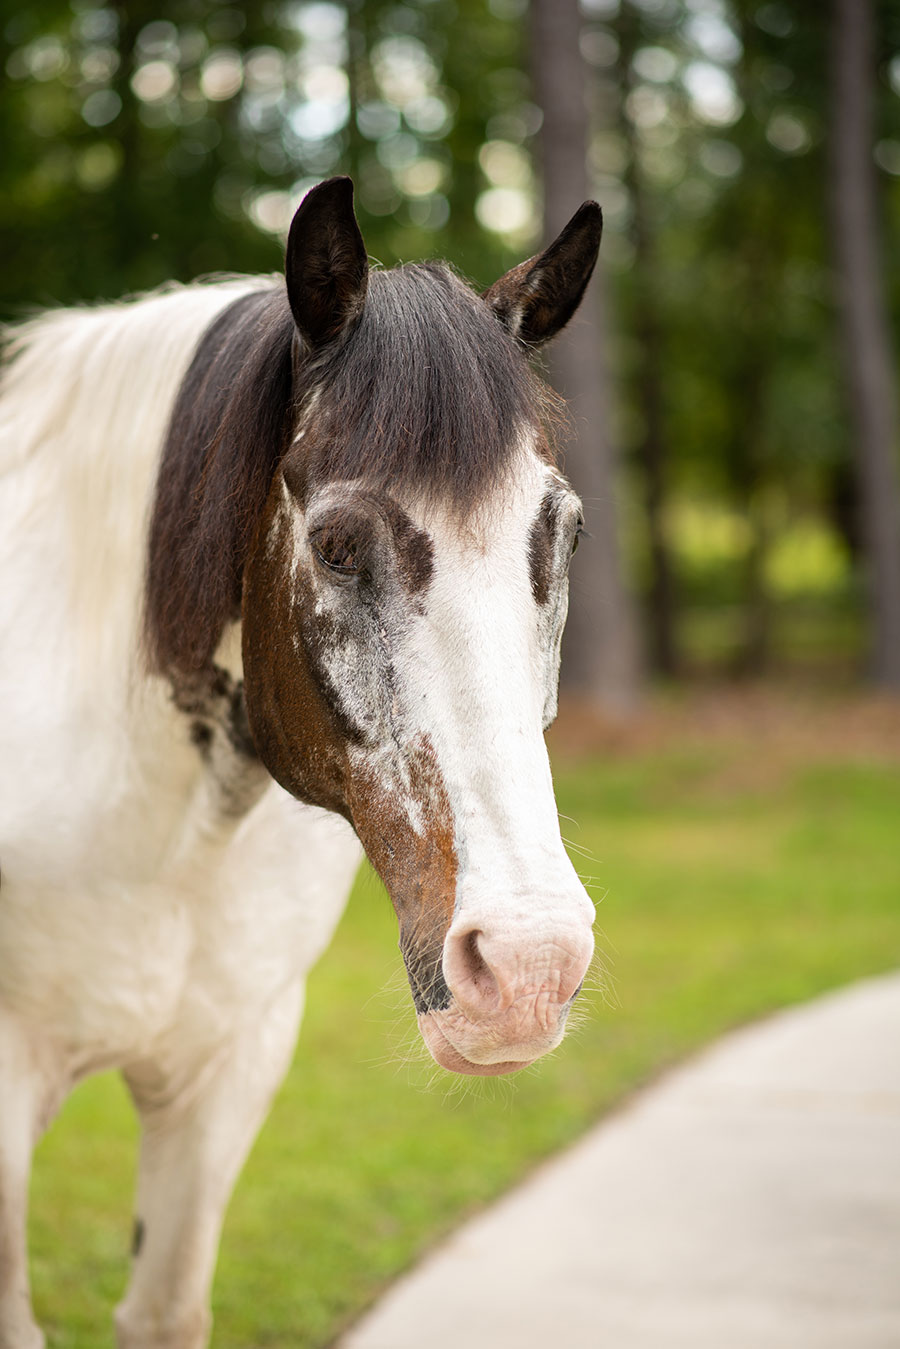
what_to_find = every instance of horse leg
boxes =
[114,981,305,1349]
[0,1013,60,1349]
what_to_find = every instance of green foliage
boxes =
[0,0,535,312]
[29,732,900,1346]
[1,0,287,305]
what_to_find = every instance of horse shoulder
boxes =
[0,280,361,1068]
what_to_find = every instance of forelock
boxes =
[297,263,558,513]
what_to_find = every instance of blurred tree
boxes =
[531,0,642,713]
[0,1,536,315]
[714,0,793,675]
[0,0,290,307]
[829,0,900,687]
[342,0,536,286]
[614,0,678,677]
[611,0,848,676]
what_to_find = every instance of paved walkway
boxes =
[338,974,900,1349]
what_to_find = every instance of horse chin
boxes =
[417,1014,540,1077]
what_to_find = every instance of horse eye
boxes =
[313,531,361,576]
[571,520,585,555]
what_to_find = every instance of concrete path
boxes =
[338,974,900,1349]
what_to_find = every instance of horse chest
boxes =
[0,773,361,1077]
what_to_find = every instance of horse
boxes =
[0,176,601,1349]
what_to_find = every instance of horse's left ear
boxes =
[285,176,369,349]
[483,201,602,347]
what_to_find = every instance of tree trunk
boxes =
[737,509,772,678]
[531,0,642,714]
[634,251,678,678]
[616,4,678,677]
[728,348,773,677]
[828,0,900,687]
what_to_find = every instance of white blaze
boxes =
[397,446,595,1038]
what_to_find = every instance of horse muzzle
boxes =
[416,904,595,1075]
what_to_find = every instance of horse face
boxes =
[241,177,602,1075]
[243,447,594,1074]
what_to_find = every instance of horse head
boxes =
[158,177,603,1076]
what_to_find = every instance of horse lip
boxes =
[418,1014,537,1077]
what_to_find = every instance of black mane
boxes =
[145,284,294,676]
[145,265,552,677]
[299,263,547,505]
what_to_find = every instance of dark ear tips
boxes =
[483,200,603,348]
[285,177,369,350]
[571,200,603,231]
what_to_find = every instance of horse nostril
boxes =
[464,930,489,988]
[443,926,501,1013]
[442,912,594,1022]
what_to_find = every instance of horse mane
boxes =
[145,287,295,676]
[145,264,557,678]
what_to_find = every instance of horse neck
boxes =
[3,283,267,707]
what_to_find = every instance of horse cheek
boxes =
[241,499,349,817]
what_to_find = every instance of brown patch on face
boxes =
[528,492,557,605]
[242,488,351,816]
[348,735,457,1012]
[283,439,433,597]
[383,501,434,595]
[243,477,456,1010]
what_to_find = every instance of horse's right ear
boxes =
[285,177,369,350]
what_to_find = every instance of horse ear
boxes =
[483,201,602,347]
[285,177,369,349]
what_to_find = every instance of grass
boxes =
[28,697,900,1347]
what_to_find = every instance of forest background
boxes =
[5,0,900,703]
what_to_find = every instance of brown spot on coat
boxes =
[242,488,457,1009]
[384,501,434,595]
[242,491,351,815]
[348,736,456,1013]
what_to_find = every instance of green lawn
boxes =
[29,721,900,1347]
